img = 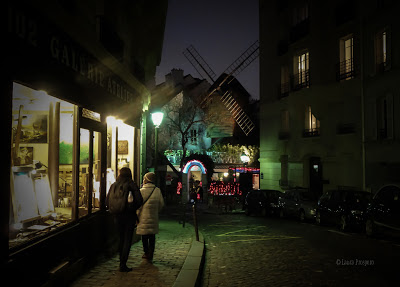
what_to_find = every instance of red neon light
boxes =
[176,182,182,195]
[208,182,242,196]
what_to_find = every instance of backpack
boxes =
[108,181,130,214]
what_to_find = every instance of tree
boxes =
[159,92,205,177]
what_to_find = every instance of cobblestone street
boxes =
[199,212,400,287]
[70,219,193,287]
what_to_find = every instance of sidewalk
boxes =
[69,216,204,287]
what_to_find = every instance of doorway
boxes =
[78,115,105,218]
[309,157,323,197]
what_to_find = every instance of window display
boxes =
[106,117,135,193]
[9,82,102,248]
[78,129,102,217]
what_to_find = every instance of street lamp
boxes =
[151,112,164,128]
[240,152,250,165]
[151,111,164,187]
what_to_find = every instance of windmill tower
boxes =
[183,41,259,136]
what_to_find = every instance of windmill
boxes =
[183,40,259,136]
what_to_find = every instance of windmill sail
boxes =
[183,45,216,84]
[221,90,255,136]
[183,41,259,136]
[223,40,259,79]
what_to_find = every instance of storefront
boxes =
[4,3,148,285]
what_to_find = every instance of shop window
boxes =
[106,117,136,195]
[117,122,135,176]
[78,129,102,216]
[10,83,74,249]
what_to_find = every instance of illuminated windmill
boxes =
[183,41,259,136]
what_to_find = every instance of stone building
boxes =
[259,0,400,195]
[4,0,168,285]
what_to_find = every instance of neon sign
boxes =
[182,160,207,174]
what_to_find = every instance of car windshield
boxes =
[345,192,370,203]
[262,190,280,200]
[299,191,316,201]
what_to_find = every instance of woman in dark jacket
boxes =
[106,167,143,272]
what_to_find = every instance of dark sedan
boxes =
[316,189,371,231]
[279,188,318,221]
[365,185,400,239]
[244,189,282,216]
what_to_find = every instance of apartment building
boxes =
[259,0,400,196]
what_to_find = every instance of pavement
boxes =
[68,205,205,287]
[199,212,400,287]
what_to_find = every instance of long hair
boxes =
[117,167,132,182]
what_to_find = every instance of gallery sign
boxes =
[8,4,139,104]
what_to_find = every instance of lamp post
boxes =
[151,111,164,187]
[240,152,250,206]
[240,152,250,168]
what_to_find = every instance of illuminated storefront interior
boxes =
[10,82,109,248]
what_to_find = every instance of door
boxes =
[78,126,104,218]
[309,157,323,198]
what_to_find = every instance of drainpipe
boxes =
[360,9,366,191]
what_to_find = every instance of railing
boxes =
[303,128,320,137]
[279,82,290,99]
[336,59,355,81]
[291,70,310,91]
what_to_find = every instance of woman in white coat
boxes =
[136,172,164,261]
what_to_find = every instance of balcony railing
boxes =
[303,128,320,137]
[278,70,310,98]
[292,70,310,91]
[336,59,355,81]
[279,82,290,99]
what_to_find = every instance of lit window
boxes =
[376,28,390,72]
[293,51,309,90]
[298,52,309,84]
[304,106,320,137]
[344,38,353,74]
[338,35,354,80]
[382,31,387,65]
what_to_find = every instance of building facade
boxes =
[3,1,167,285]
[259,0,400,196]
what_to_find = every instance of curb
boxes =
[173,230,205,287]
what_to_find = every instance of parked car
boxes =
[278,188,318,221]
[365,185,400,239]
[316,189,371,231]
[244,189,282,216]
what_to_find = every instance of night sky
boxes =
[155,0,259,100]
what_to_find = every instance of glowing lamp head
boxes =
[240,152,250,163]
[151,111,164,128]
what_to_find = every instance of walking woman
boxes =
[106,167,143,272]
[136,172,164,261]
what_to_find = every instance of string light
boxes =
[208,182,242,196]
